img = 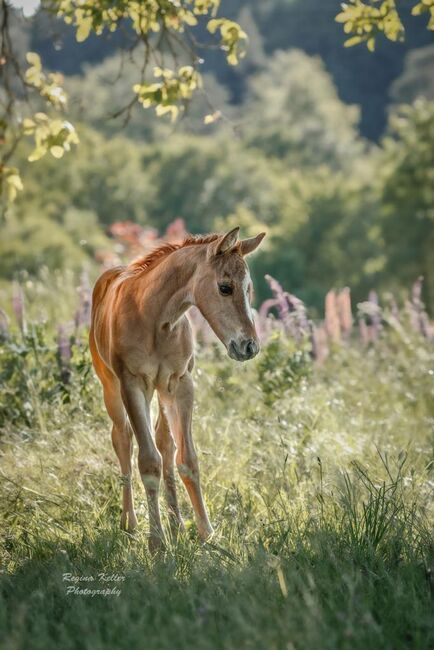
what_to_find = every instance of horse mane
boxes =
[127,233,221,274]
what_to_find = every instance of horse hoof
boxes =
[198,525,215,542]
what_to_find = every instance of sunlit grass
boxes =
[0,323,433,649]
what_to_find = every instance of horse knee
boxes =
[176,450,199,484]
[138,450,162,489]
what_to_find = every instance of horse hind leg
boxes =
[111,420,138,533]
[91,338,138,532]
[155,399,184,537]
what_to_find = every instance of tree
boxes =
[244,49,364,168]
[64,53,233,139]
[390,43,434,103]
[252,164,381,310]
[140,133,296,233]
[336,0,434,51]
[379,98,434,309]
[0,0,247,204]
[12,124,152,225]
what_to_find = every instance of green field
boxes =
[1,313,433,650]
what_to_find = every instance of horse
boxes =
[89,227,266,550]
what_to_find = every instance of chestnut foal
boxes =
[89,227,265,550]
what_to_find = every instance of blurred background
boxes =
[1,0,434,316]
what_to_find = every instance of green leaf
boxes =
[344,35,364,47]
[207,18,220,34]
[76,18,92,43]
[50,146,65,159]
[28,146,46,162]
[204,111,221,124]
[22,118,36,131]
[7,173,23,191]
[26,52,41,69]
[155,104,179,121]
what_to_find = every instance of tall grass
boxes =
[0,275,433,649]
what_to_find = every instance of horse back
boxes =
[91,266,124,315]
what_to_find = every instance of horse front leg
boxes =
[163,373,214,541]
[155,400,185,537]
[120,371,165,552]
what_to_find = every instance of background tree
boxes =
[2,0,434,313]
[244,49,363,168]
[379,98,434,306]
[390,43,434,103]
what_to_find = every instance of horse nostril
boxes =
[229,339,258,361]
[245,339,256,358]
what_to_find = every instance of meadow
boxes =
[0,274,433,650]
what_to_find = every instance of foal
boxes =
[89,227,265,550]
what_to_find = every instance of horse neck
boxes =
[138,244,204,327]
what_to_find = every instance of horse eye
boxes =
[219,284,233,296]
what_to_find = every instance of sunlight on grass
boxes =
[0,311,433,649]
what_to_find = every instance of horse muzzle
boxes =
[228,338,259,362]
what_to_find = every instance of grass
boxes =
[0,323,433,649]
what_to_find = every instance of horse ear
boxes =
[214,227,240,255]
[239,232,266,256]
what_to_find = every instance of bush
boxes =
[256,332,312,405]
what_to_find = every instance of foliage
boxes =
[336,0,405,51]
[251,164,381,309]
[23,0,434,141]
[48,0,246,69]
[0,323,92,430]
[0,166,23,203]
[139,133,295,234]
[64,53,232,139]
[0,212,90,279]
[0,44,76,203]
[255,332,312,406]
[207,16,247,65]
[379,99,434,307]
[336,0,434,51]
[134,65,202,122]
[6,125,150,223]
[2,3,434,317]
[0,0,247,202]
[390,43,434,104]
[23,112,79,163]
[64,54,169,141]
[245,49,363,168]
[4,92,433,313]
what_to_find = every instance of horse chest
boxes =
[121,326,193,395]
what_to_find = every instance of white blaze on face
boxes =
[231,269,254,345]
[242,271,254,326]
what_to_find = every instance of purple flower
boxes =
[264,274,310,342]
